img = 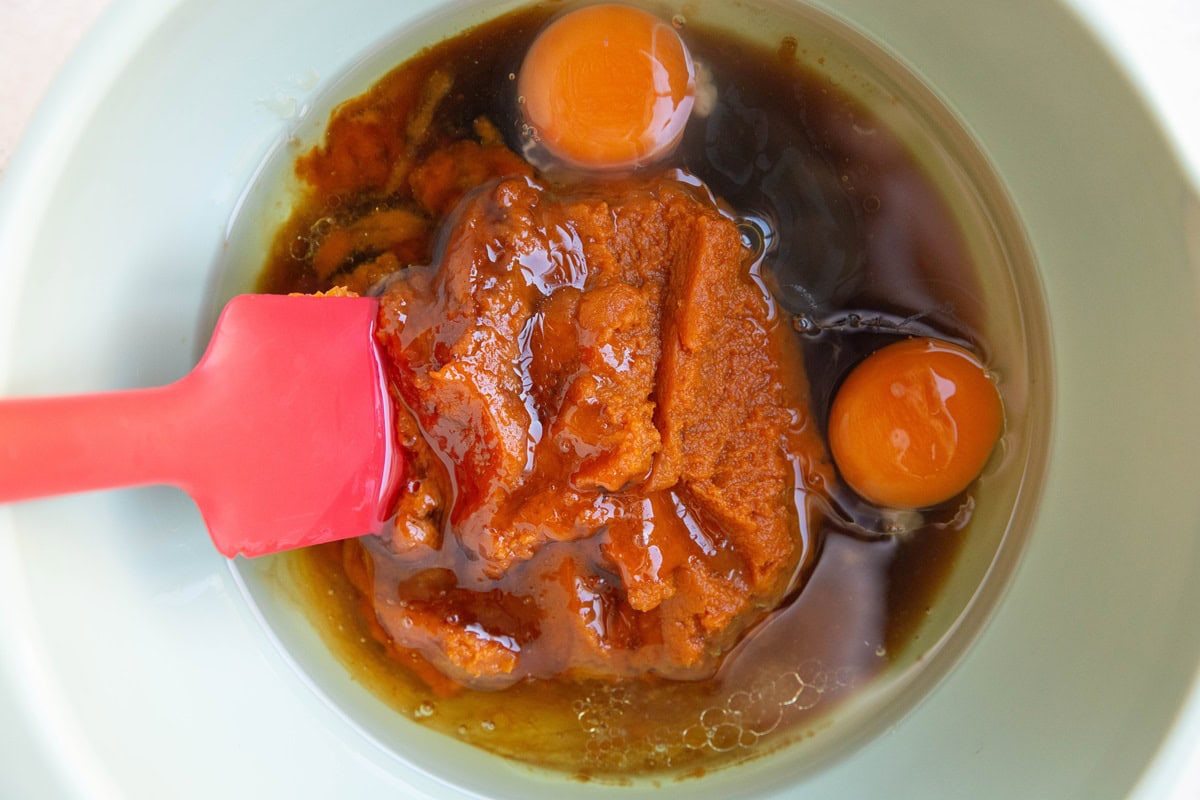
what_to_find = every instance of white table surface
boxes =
[0,0,111,173]
[0,1,1197,797]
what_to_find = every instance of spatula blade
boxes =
[185,294,399,557]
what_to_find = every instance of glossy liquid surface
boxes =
[257,2,990,778]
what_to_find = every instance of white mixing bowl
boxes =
[1,1,1198,798]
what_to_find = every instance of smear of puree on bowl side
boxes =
[256,2,1005,778]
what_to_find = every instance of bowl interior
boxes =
[220,0,1050,794]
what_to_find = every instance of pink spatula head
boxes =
[0,294,401,557]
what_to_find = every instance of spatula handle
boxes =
[0,295,399,558]
[0,380,192,503]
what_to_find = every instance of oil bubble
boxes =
[578,707,602,732]
[709,723,742,752]
[745,699,783,735]
[725,690,755,716]
[736,218,766,258]
[777,663,828,711]
[310,216,336,237]
[793,314,821,336]
[288,235,313,260]
[700,706,729,728]
[681,725,708,750]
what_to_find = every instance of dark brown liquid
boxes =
[259,2,981,778]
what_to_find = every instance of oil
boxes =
[246,0,1025,781]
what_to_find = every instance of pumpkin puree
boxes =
[344,169,832,691]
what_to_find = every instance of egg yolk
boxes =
[517,4,695,170]
[828,337,1003,509]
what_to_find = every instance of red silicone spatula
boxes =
[0,294,401,558]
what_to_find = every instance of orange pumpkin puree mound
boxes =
[360,173,833,691]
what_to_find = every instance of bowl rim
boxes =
[1,0,1198,798]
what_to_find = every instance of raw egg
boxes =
[517,4,695,170]
[828,337,1003,509]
